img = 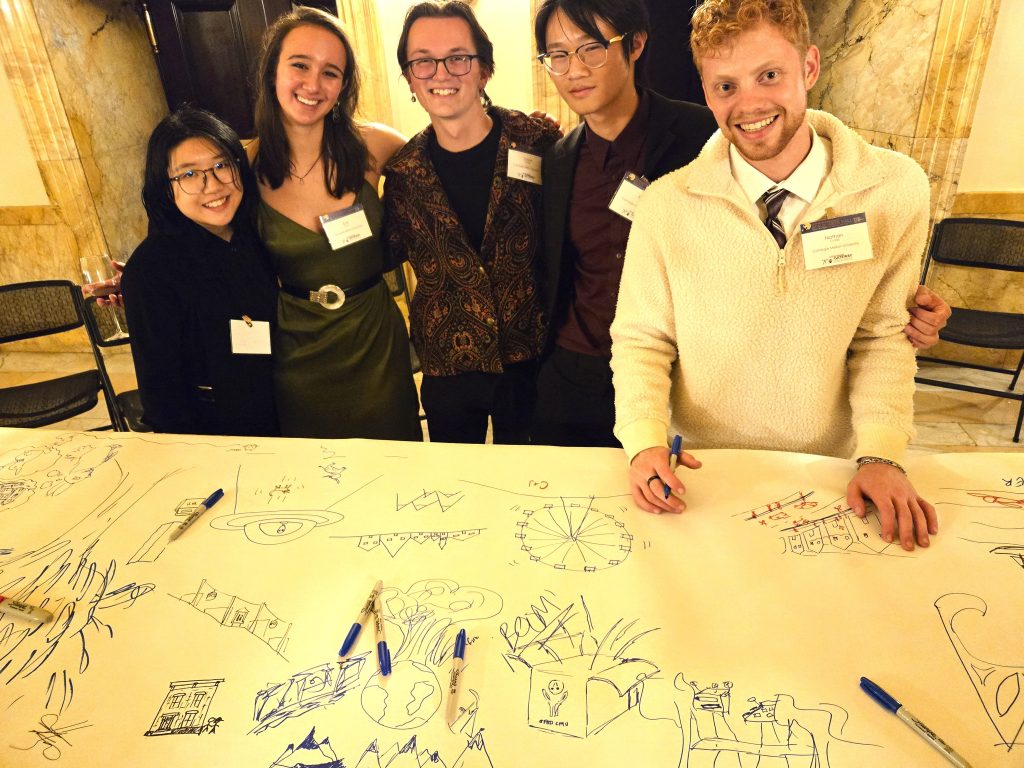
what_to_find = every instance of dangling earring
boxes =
[332,101,342,119]
[411,94,417,103]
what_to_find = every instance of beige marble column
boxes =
[807,0,1008,367]
[0,0,164,350]
[808,0,999,221]
[0,0,106,275]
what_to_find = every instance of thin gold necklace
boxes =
[290,155,321,184]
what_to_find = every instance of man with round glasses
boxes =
[530,0,717,448]
[383,1,560,444]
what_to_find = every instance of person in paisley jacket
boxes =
[383,0,560,444]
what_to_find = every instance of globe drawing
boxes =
[361,660,441,729]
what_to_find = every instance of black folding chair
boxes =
[915,217,1024,442]
[80,296,152,432]
[0,280,121,429]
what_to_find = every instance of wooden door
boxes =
[140,1,338,138]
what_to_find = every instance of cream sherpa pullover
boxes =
[610,110,928,463]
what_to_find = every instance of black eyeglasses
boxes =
[406,54,483,80]
[537,34,627,76]
[168,161,237,195]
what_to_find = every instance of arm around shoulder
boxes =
[362,122,408,183]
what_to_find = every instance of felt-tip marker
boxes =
[373,592,391,677]
[169,488,224,542]
[446,628,467,724]
[665,434,682,499]
[860,677,972,767]
[0,595,53,625]
[337,579,382,662]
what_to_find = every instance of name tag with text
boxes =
[230,318,271,355]
[800,213,873,270]
[508,146,543,184]
[320,204,373,251]
[608,172,650,221]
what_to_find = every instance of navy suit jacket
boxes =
[539,89,719,348]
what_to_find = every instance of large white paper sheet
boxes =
[0,428,1021,767]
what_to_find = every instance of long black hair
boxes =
[252,7,368,197]
[141,106,258,236]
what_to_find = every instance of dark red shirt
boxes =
[556,91,650,358]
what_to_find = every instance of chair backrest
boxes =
[0,280,85,344]
[924,217,1024,278]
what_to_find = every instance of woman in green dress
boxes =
[251,7,421,440]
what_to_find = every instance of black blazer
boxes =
[539,89,719,346]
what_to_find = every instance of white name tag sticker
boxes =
[608,172,650,221]
[230,318,271,355]
[319,204,373,251]
[508,146,543,184]
[800,212,874,270]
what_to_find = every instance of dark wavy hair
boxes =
[253,7,368,197]
[141,106,257,236]
[534,0,649,84]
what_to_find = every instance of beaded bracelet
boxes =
[856,456,907,474]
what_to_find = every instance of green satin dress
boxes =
[257,182,421,440]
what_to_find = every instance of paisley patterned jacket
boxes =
[383,107,560,377]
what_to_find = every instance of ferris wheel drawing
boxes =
[514,497,632,572]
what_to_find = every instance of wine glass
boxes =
[80,255,129,341]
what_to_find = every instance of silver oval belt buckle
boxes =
[309,284,345,310]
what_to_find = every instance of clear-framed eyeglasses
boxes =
[537,34,628,76]
[406,54,484,80]
[169,161,237,195]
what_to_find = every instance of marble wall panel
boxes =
[30,0,166,261]
[807,0,942,135]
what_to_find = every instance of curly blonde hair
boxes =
[691,0,810,65]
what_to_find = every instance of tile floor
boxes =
[1,350,1020,453]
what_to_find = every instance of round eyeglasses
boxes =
[537,34,627,76]
[169,161,237,195]
[406,54,483,80]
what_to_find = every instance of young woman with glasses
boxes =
[122,107,279,436]
[382,0,561,444]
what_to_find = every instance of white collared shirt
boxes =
[729,124,833,240]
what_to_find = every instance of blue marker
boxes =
[169,488,224,541]
[337,580,382,662]
[446,628,468,723]
[859,677,971,767]
[665,434,682,499]
[373,592,391,677]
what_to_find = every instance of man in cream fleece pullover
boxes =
[609,0,938,551]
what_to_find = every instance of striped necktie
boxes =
[761,186,790,249]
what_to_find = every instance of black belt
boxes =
[280,275,381,310]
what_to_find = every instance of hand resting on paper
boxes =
[846,462,938,551]
[81,260,124,307]
[628,445,702,515]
